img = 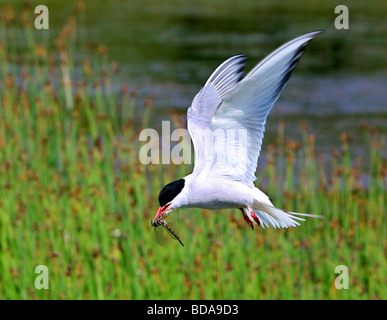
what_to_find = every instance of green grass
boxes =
[0,6,385,300]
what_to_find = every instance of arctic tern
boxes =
[152,31,324,237]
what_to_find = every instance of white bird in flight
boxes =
[153,31,324,237]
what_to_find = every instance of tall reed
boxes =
[0,4,385,299]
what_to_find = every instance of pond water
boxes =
[8,0,387,158]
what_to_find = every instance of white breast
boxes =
[182,173,254,210]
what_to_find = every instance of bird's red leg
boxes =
[250,210,261,226]
[240,208,254,230]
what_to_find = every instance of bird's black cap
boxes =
[158,179,185,207]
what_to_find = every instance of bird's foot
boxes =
[250,210,261,226]
[240,208,254,230]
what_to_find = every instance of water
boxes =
[7,0,387,157]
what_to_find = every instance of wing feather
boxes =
[204,31,323,186]
[187,55,246,174]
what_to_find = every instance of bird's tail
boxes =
[250,188,324,229]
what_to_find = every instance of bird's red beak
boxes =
[154,204,171,221]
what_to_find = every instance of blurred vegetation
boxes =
[0,2,386,299]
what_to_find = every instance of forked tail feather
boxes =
[249,188,324,229]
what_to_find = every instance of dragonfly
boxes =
[151,217,184,247]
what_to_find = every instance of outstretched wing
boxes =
[187,55,246,174]
[203,31,323,187]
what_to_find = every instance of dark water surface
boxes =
[7,0,387,157]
